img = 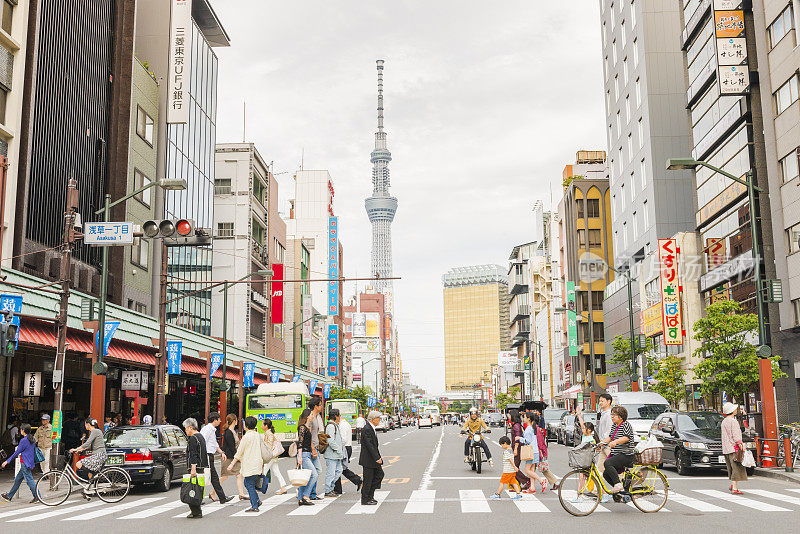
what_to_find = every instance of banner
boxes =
[243,363,255,388]
[210,352,223,377]
[309,380,318,394]
[301,294,312,344]
[292,375,300,382]
[328,217,339,316]
[95,321,120,358]
[51,410,63,444]
[0,294,22,349]
[323,384,331,399]
[327,325,338,377]
[270,369,281,383]
[167,341,182,375]
[567,282,578,357]
[166,0,193,123]
[270,263,284,324]
[658,239,684,345]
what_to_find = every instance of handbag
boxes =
[260,434,274,463]
[520,444,536,461]
[741,449,755,468]
[34,446,45,464]
[288,442,298,457]
[180,474,204,506]
[734,444,745,463]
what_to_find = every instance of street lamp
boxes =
[361,356,381,396]
[666,157,777,441]
[605,264,639,390]
[92,178,187,375]
[290,312,323,376]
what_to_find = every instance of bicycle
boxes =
[34,452,131,506]
[777,423,800,468]
[558,448,669,516]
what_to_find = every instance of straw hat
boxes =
[722,402,739,415]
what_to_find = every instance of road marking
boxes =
[385,478,409,484]
[790,489,800,494]
[346,490,389,514]
[459,489,490,513]
[0,504,49,520]
[403,489,436,514]
[418,427,444,490]
[119,500,185,519]
[694,490,791,512]
[626,501,670,512]
[230,494,294,516]
[63,497,165,520]
[505,490,549,512]
[171,499,238,517]
[743,489,800,507]
[669,492,729,512]
[430,476,494,480]
[9,501,104,522]
[557,490,610,512]
[288,495,338,516]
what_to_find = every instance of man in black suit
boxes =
[358,410,384,505]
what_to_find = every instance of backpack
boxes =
[317,432,329,453]
[536,426,548,458]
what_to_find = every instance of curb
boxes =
[753,467,800,485]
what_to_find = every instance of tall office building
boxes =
[443,265,510,391]
[365,60,397,293]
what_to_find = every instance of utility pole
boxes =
[155,241,168,423]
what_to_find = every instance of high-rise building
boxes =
[365,60,397,293]
[443,265,510,391]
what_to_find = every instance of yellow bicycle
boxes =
[558,454,669,516]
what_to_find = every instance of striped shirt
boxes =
[502,449,516,473]
[609,421,635,456]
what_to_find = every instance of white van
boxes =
[610,391,670,441]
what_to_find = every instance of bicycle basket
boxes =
[634,447,662,465]
[568,444,595,469]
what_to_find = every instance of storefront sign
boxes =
[328,325,338,377]
[698,180,747,227]
[657,239,684,345]
[167,341,182,375]
[328,217,339,316]
[705,238,728,269]
[365,313,380,338]
[121,371,142,391]
[641,303,663,337]
[95,321,120,358]
[713,8,750,95]
[716,37,747,65]
[352,313,366,338]
[0,294,22,349]
[23,372,41,396]
[713,0,745,9]
[301,294,312,345]
[52,410,63,444]
[498,351,518,367]
[323,384,331,399]
[270,369,281,383]
[270,263,284,324]
[292,375,300,382]
[83,222,134,245]
[210,352,223,377]
[567,281,578,357]
[166,0,192,123]
[699,253,755,292]
[243,363,255,388]
[718,65,750,94]
[714,10,745,38]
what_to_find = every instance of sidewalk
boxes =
[753,467,800,485]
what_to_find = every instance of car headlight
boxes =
[683,442,708,451]
[745,441,756,449]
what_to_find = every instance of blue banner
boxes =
[210,353,223,377]
[328,217,339,316]
[367,397,375,408]
[167,341,182,375]
[323,384,331,399]
[95,321,120,358]
[243,362,255,388]
[270,369,280,383]
[327,325,338,377]
[292,375,300,382]
[309,380,317,394]
[0,294,22,349]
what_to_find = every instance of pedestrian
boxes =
[518,412,548,493]
[226,416,264,513]
[489,436,522,500]
[295,408,318,506]
[199,413,231,504]
[306,396,325,500]
[219,414,246,500]
[355,413,366,443]
[596,393,613,471]
[596,406,635,502]
[70,418,107,487]
[721,402,747,494]
[323,409,345,497]
[333,412,362,495]
[359,410,384,505]
[508,409,529,490]
[103,416,113,433]
[0,424,39,503]
[34,414,53,473]
[260,419,291,495]
[182,417,207,519]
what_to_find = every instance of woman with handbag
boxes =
[226,416,266,512]
[219,414,247,501]
[1,424,38,503]
[517,412,548,493]
[182,418,207,519]
[509,410,530,491]
[295,408,318,506]
[261,419,291,495]
[721,402,747,494]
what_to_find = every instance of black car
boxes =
[103,424,190,492]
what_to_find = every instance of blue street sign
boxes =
[309,380,318,394]
[210,353,224,377]
[292,375,300,382]
[243,363,255,388]
[270,369,281,383]
[167,341,182,375]
[323,384,331,399]
[95,321,120,358]
[0,294,22,349]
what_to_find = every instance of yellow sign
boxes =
[641,303,663,337]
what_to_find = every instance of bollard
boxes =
[785,437,794,473]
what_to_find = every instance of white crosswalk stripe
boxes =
[230,494,294,516]
[459,489,490,513]
[171,499,238,517]
[0,504,50,520]
[505,490,549,512]
[63,497,165,520]
[743,489,800,507]
[9,501,105,522]
[118,500,186,519]
[346,491,389,514]
[403,489,436,514]
[557,489,610,512]
[669,492,729,512]
[288,495,339,516]
[694,490,792,512]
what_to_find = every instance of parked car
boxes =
[564,411,597,446]
[556,413,576,446]
[390,414,402,429]
[376,415,389,433]
[102,424,189,492]
[485,413,505,427]
[611,391,671,441]
[418,414,433,428]
[543,408,567,442]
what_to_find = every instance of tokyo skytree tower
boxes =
[365,59,397,292]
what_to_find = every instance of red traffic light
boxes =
[176,219,193,236]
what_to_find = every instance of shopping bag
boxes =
[180,474,205,506]
[741,449,756,468]
[202,467,211,498]
[520,445,536,461]
[34,446,45,464]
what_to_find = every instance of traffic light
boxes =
[142,219,212,246]
[0,321,17,357]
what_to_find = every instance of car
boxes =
[390,414,402,429]
[377,415,390,432]
[611,391,670,441]
[543,408,567,442]
[485,413,505,427]
[557,413,576,445]
[102,424,189,492]
[418,414,433,428]
[565,411,597,446]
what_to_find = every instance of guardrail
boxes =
[755,437,794,472]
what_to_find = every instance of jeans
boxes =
[308,453,322,497]
[8,463,36,499]
[243,475,260,509]
[324,458,343,494]
[464,437,492,459]
[298,452,318,501]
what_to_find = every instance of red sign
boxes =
[270,263,284,324]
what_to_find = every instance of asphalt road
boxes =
[1,423,798,533]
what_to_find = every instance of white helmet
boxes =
[469,407,478,414]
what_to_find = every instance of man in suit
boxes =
[358,411,384,505]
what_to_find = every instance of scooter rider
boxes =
[462,408,493,467]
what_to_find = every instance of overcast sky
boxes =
[213,1,607,394]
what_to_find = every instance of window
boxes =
[627,133,633,162]
[0,85,6,125]
[606,89,611,111]
[643,200,649,228]
[638,118,644,148]
[251,218,265,245]
[635,77,641,108]
[612,39,617,64]
[592,290,604,309]
[217,222,234,237]
[623,57,629,84]
[632,37,638,68]
[630,0,636,28]
[253,173,266,205]
[794,299,800,326]
[768,4,795,49]
[1,0,13,34]
[622,221,628,248]
[614,75,619,101]
[578,229,586,248]
[640,158,647,189]
[588,229,602,247]
[786,221,800,254]
[632,212,638,240]
[214,178,232,195]
[587,198,601,218]
[131,237,149,268]
[775,74,799,114]
[779,149,799,184]
[274,239,285,263]
[133,169,151,206]
[615,110,621,136]
[602,21,607,44]
[620,183,625,210]
[593,321,605,341]
[136,105,154,145]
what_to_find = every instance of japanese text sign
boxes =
[658,239,684,345]
[95,321,120,358]
[0,294,22,349]
[328,217,339,316]
[167,0,192,123]
[83,222,134,245]
[327,325,338,377]
[167,341,182,375]
[210,352,223,377]
[243,363,255,388]
[271,369,281,383]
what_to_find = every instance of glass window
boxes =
[638,118,644,148]
[253,173,266,206]
[779,149,799,184]
[575,198,584,219]
[612,39,617,64]
[252,217,265,244]
[625,95,631,124]
[1,0,12,34]
[627,133,633,162]
[621,20,626,47]
[136,105,154,145]
[776,74,799,115]
[131,236,149,269]
[630,0,636,28]
[588,229,602,247]
[793,299,800,326]
[578,229,586,248]
[133,169,151,206]
[786,221,800,254]
[248,394,303,410]
[217,222,234,237]
[616,109,621,135]
[640,158,646,189]
[643,200,649,228]
[105,428,160,447]
[635,77,641,108]
[214,178,231,194]
[0,86,6,125]
[587,198,601,218]
[623,57,629,84]
[768,4,795,49]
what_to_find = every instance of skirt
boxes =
[500,472,517,484]
[221,457,240,475]
[81,450,108,472]
[724,452,747,482]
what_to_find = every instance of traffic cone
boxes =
[762,441,775,467]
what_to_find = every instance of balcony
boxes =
[511,304,530,323]
[251,240,268,265]
[509,280,528,295]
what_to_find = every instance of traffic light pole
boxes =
[155,240,168,424]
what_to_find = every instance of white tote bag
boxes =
[741,449,756,468]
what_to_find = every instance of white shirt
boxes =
[339,419,353,447]
[598,408,612,441]
[199,423,219,454]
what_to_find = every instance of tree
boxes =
[508,385,521,400]
[328,386,373,414]
[650,353,686,407]
[608,334,657,390]
[494,393,511,410]
[692,300,785,403]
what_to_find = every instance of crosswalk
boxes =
[1,486,799,521]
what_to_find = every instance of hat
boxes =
[41,414,50,421]
[142,415,152,425]
[722,402,739,415]
[367,410,382,420]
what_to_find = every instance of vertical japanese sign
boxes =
[0,294,22,349]
[292,375,300,382]
[95,321,120,358]
[210,353,223,377]
[243,363,255,388]
[52,410,63,444]
[309,380,318,395]
[301,294,312,345]
[323,384,331,399]
[270,263,284,324]
[566,282,578,357]
[167,0,192,123]
[328,216,339,316]
[658,239,684,345]
[713,2,749,95]
[167,341,182,375]
[327,324,338,377]
[270,369,281,383]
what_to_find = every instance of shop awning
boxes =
[563,384,583,399]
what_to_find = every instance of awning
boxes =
[563,384,583,399]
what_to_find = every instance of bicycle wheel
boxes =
[93,467,130,503]
[629,466,668,513]
[558,469,600,516]
[35,470,72,506]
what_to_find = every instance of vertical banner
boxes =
[566,282,578,357]
[323,384,331,399]
[270,263,284,324]
[270,369,281,383]
[292,375,300,382]
[167,341,182,375]
[658,239,684,345]
[210,353,223,377]
[166,0,193,123]
[95,321,120,358]
[309,380,318,395]
[327,324,338,377]
[328,216,339,316]
[243,363,255,388]
[712,2,750,95]
[301,294,312,345]
[0,294,22,349]
[51,410,63,444]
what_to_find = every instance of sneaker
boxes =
[489,493,501,500]
[0,493,11,502]
[510,493,522,500]
[600,495,611,503]
[610,483,624,494]
[464,456,470,463]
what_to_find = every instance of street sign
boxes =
[84,222,134,245]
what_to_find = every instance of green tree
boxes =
[494,393,511,410]
[650,353,686,407]
[508,385,521,400]
[692,300,784,403]
[328,386,374,414]
[608,335,657,390]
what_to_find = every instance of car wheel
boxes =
[746,466,755,476]
[158,465,172,492]
[675,449,691,476]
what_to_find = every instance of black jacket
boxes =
[187,432,208,469]
[359,423,381,468]
[221,428,237,458]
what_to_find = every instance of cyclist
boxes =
[596,406,634,498]
[70,418,107,484]
[462,408,493,466]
